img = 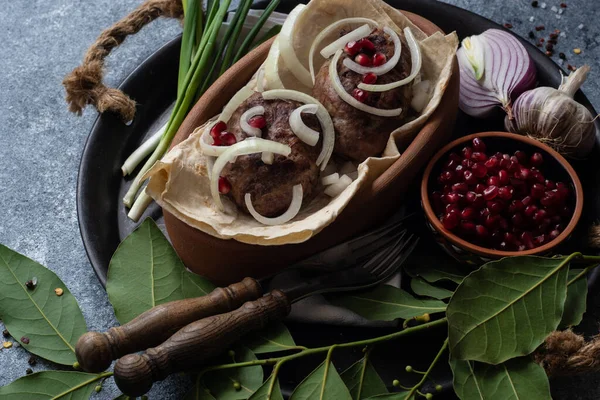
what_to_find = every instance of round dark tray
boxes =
[77,0,600,398]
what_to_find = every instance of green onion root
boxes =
[121,123,166,176]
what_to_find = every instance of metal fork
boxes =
[113,228,419,396]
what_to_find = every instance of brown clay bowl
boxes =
[421,131,583,265]
[165,11,460,285]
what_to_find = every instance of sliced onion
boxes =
[330,50,403,117]
[320,24,373,59]
[321,173,340,186]
[200,122,228,157]
[211,139,292,210]
[262,89,334,169]
[339,174,353,187]
[411,80,431,112]
[289,104,320,146]
[324,180,350,197]
[206,156,215,179]
[219,87,255,123]
[461,35,486,80]
[343,27,401,75]
[358,27,422,92]
[256,67,265,92]
[309,18,378,85]
[278,5,313,88]
[262,152,274,164]
[339,161,356,175]
[245,184,303,225]
[348,171,359,180]
[240,106,265,137]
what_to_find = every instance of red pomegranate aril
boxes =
[210,121,227,139]
[449,152,462,163]
[452,182,469,193]
[464,170,478,185]
[441,212,459,230]
[455,164,465,174]
[248,115,267,129]
[556,182,570,198]
[498,186,513,200]
[461,221,476,233]
[530,152,543,167]
[500,158,511,169]
[219,132,237,146]
[461,207,477,220]
[465,191,478,204]
[344,40,361,56]
[472,195,486,210]
[510,199,525,213]
[518,244,527,251]
[446,192,461,204]
[483,185,498,200]
[472,163,488,178]
[532,171,545,184]
[504,232,517,244]
[480,208,491,220]
[498,241,509,251]
[462,146,473,160]
[491,230,503,243]
[475,225,489,238]
[516,167,531,181]
[352,88,369,103]
[522,196,533,206]
[502,153,511,160]
[487,176,500,186]
[484,156,499,170]
[521,232,535,249]
[498,169,509,185]
[512,213,525,227]
[357,38,375,52]
[533,209,548,223]
[218,177,231,194]
[533,234,546,246]
[514,150,527,164]
[545,180,556,190]
[471,152,488,162]
[212,135,223,146]
[462,159,474,168]
[475,183,486,194]
[531,183,545,199]
[540,192,558,207]
[524,205,538,218]
[362,72,378,84]
[355,53,372,66]
[510,155,519,165]
[443,159,457,171]
[487,200,504,214]
[499,217,509,230]
[372,52,387,66]
[446,204,460,215]
[549,229,561,240]
[554,223,565,231]
[472,137,486,152]
[484,214,500,229]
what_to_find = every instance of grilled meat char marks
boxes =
[222,93,321,217]
[313,28,413,162]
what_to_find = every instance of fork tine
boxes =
[347,219,405,254]
[353,228,407,261]
[372,235,419,281]
[366,232,409,276]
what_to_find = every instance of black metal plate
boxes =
[77,0,600,398]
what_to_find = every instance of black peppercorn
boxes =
[559,52,566,59]
[528,31,535,39]
[21,336,30,345]
[26,368,33,375]
[546,43,554,51]
[2,329,9,338]
[532,0,539,7]
[28,356,37,366]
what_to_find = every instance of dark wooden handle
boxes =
[75,277,262,372]
[113,290,291,397]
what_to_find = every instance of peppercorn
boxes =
[26,368,33,375]
[559,52,566,59]
[548,39,557,45]
[95,385,102,393]
[536,43,542,47]
[21,336,30,345]
[233,381,242,391]
[560,2,567,7]
[539,38,545,43]
[549,32,558,39]
[574,48,582,54]
[528,31,535,39]
[2,329,9,338]
[426,394,434,400]
[531,0,539,6]
[545,51,553,57]
[567,64,576,71]
[405,365,413,373]
[545,43,554,51]
[535,25,545,31]
[28,356,37,366]
[54,288,64,296]
[436,384,443,392]
[503,23,513,29]
[3,341,13,349]
[25,277,37,290]
[393,379,401,387]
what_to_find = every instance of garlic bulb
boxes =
[506,65,597,158]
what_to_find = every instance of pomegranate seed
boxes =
[510,155,520,165]
[210,121,227,139]
[218,177,231,194]
[449,152,462,163]
[510,177,525,189]
[518,244,527,251]
[344,41,361,56]
[498,170,509,185]
[472,137,486,152]
[248,115,267,129]
[465,191,478,204]
[508,161,520,173]
[462,159,474,168]
[460,221,476,233]
[524,205,539,218]
[452,182,469,193]
[516,167,531,181]
[491,230,503,243]
[462,146,473,159]
[219,132,237,146]
[537,218,552,232]
[461,207,477,220]
[475,183,486,194]
[483,185,498,200]
[372,52,387,66]
[487,176,500,186]
[440,171,454,183]
[549,230,561,240]
[533,234,546,246]
[472,163,488,178]
[532,171,545,184]
[522,196,533,206]
[443,159,457,171]
[556,182,570,199]
[363,72,377,84]
[441,213,459,230]
[545,180,556,190]
[504,232,517,244]
[554,223,565,231]
[446,203,460,213]
[521,231,535,249]
[455,164,465,174]
[498,186,513,200]
[352,88,369,103]
[472,195,486,209]
[514,150,527,164]
[500,158,511,169]
[487,200,505,214]
[533,209,548,223]
[446,192,461,204]
[475,225,489,238]
[355,53,373,66]
[357,38,375,52]
[485,156,499,170]
[509,200,524,213]
[471,152,488,162]
[502,153,511,160]
[212,135,223,146]
[530,152,543,167]
[540,191,558,207]
[531,183,545,199]
[464,170,478,185]
[512,213,525,227]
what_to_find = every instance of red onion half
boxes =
[458,29,537,119]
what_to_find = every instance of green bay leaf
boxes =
[245,322,297,354]
[184,381,217,400]
[0,245,87,365]
[330,285,446,321]
[363,393,408,399]
[107,218,215,324]
[403,256,466,284]
[560,269,587,328]
[0,371,109,400]
[410,277,453,300]
[341,357,388,399]
[204,346,263,399]
[447,256,570,364]
[450,357,551,400]
[290,361,352,400]
[248,374,284,400]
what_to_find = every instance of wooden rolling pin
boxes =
[113,290,292,397]
[75,277,263,372]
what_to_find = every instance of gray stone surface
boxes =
[0,0,598,399]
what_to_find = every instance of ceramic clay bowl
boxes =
[164,11,460,284]
[421,131,583,265]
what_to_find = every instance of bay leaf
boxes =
[184,381,217,400]
[248,374,284,400]
[290,361,352,400]
[245,322,297,354]
[363,393,408,399]
[403,261,465,284]
[330,285,446,321]
[410,278,453,300]
[0,244,87,365]
[560,269,587,328]
[106,218,215,324]
[450,357,551,400]
[447,256,569,364]
[341,357,388,399]
[0,370,110,399]
[204,346,264,399]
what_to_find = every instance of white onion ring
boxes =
[262,152,274,164]
[256,67,265,92]
[219,87,255,123]
[278,5,313,87]
[320,24,373,59]
[200,122,228,157]
[342,27,401,75]
[358,27,422,92]
[339,174,353,186]
[240,106,265,137]
[321,173,340,186]
[245,184,303,225]
[309,18,378,85]
[211,139,292,210]
[262,89,334,169]
[330,50,403,117]
[289,104,320,146]
[324,181,350,197]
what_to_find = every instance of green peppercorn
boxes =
[72,361,80,370]
[426,393,434,400]
[228,350,236,357]
[392,379,400,387]
[233,381,242,391]
[94,385,102,393]
[435,384,443,392]
[405,365,413,373]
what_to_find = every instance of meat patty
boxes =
[221,93,321,217]
[313,28,413,162]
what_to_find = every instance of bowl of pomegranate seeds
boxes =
[421,132,583,263]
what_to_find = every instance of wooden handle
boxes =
[75,277,262,372]
[113,290,291,397]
